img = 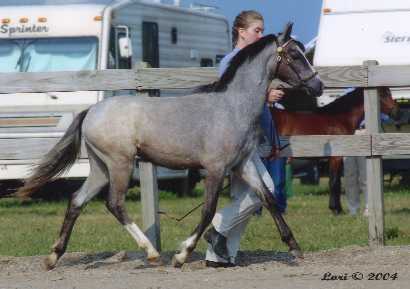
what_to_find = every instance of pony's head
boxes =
[272,23,323,97]
[379,87,401,120]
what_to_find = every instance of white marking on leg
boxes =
[181,233,197,250]
[44,252,59,270]
[124,223,159,259]
[174,233,198,265]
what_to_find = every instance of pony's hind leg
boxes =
[104,160,160,263]
[45,151,109,270]
[239,153,302,258]
[172,167,225,267]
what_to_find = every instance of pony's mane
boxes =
[315,88,364,114]
[196,34,277,93]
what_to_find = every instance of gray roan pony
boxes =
[17,23,323,269]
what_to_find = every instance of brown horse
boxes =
[272,87,400,214]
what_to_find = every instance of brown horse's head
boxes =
[379,87,401,121]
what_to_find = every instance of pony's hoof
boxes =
[147,255,162,266]
[44,252,58,271]
[171,255,184,268]
[289,249,304,259]
[330,208,344,216]
[329,207,344,216]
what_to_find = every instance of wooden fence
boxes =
[1,61,410,250]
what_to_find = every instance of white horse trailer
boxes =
[314,0,410,106]
[0,0,230,184]
[312,0,410,179]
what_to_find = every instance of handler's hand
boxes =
[267,89,284,104]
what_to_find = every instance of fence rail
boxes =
[0,64,410,94]
[1,63,409,249]
[2,133,410,160]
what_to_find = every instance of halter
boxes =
[273,39,318,87]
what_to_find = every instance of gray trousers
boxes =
[205,152,275,263]
[343,156,367,215]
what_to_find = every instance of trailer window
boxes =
[0,37,98,73]
[200,58,213,67]
[142,22,159,68]
[171,27,178,44]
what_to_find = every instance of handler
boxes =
[204,10,287,268]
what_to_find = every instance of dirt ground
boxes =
[0,245,409,289]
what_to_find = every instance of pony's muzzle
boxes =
[304,76,324,97]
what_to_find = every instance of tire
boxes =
[300,164,320,185]
[33,179,84,200]
[0,180,23,198]
[159,169,201,197]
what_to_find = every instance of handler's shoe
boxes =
[203,226,230,260]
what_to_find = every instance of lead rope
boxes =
[157,141,291,222]
[157,182,231,222]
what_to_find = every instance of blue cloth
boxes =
[263,157,287,213]
[260,101,287,213]
[218,49,287,213]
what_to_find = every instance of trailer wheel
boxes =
[32,179,84,200]
[160,169,201,197]
[0,180,23,198]
[300,164,320,185]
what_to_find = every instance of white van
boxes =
[314,0,410,106]
[0,0,230,183]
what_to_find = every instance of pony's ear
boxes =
[278,22,293,43]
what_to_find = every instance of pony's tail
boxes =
[16,109,89,200]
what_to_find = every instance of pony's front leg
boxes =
[172,168,225,267]
[239,153,302,258]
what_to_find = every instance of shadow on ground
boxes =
[53,250,299,271]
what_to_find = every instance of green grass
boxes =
[0,179,409,257]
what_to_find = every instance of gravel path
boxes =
[1,245,409,289]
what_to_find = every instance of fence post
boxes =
[139,161,161,251]
[363,60,385,247]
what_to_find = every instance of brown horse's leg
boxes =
[328,157,343,215]
[45,153,108,270]
[105,160,160,263]
[172,167,225,267]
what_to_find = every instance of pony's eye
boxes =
[289,50,299,58]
